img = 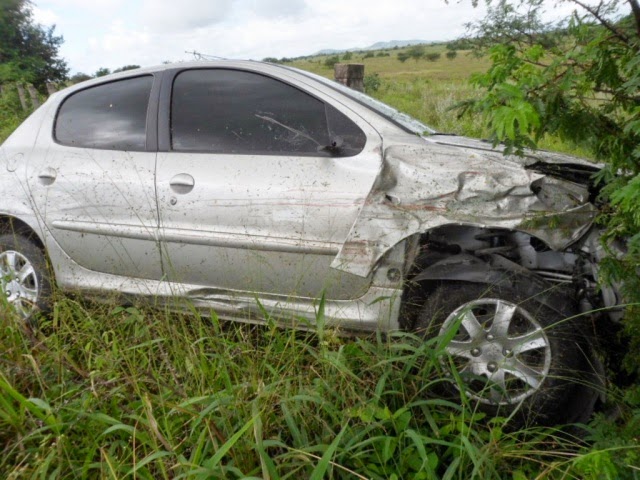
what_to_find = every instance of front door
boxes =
[156,68,381,300]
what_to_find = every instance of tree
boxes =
[457,0,640,367]
[113,65,141,73]
[94,67,111,77]
[408,45,425,61]
[0,0,68,90]
[397,52,410,62]
[69,72,92,84]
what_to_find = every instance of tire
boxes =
[0,232,52,320]
[415,281,599,426]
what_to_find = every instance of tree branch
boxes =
[628,0,640,37]
[571,0,630,43]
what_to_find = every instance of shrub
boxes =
[324,55,340,68]
[364,73,381,93]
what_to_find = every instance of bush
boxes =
[446,50,458,60]
[425,52,442,62]
[364,73,381,93]
[408,45,425,61]
[324,55,340,68]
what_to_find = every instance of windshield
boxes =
[283,66,436,136]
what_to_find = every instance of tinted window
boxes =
[171,69,365,156]
[55,76,153,151]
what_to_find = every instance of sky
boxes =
[30,0,581,76]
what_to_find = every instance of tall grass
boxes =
[0,86,29,143]
[1,298,638,479]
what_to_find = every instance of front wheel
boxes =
[0,232,52,320]
[415,281,599,426]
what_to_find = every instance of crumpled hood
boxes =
[331,140,598,277]
[423,134,601,168]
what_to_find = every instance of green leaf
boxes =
[309,426,347,480]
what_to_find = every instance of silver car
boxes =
[0,61,619,424]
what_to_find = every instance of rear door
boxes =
[155,67,382,300]
[26,75,162,279]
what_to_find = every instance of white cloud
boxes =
[140,0,235,32]
[243,0,308,19]
[31,6,60,26]
[37,0,127,16]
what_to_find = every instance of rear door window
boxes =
[55,75,153,151]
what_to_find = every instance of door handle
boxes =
[169,173,195,194]
[38,167,57,185]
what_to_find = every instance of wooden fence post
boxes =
[16,84,28,111]
[334,64,365,92]
[26,84,40,108]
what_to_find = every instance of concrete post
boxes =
[334,63,365,92]
[27,84,40,108]
[46,83,57,96]
[16,84,28,111]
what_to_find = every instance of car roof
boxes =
[57,60,301,97]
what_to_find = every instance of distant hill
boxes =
[315,39,430,55]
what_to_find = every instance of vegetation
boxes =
[364,72,382,93]
[324,55,341,68]
[457,0,640,372]
[0,0,67,90]
[1,300,639,478]
[0,85,28,141]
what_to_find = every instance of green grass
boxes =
[1,297,639,479]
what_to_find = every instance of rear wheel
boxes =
[415,281,599,426]
[0,233,52,320]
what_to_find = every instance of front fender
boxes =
[413,253,576,318]
[331,141,596,278]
